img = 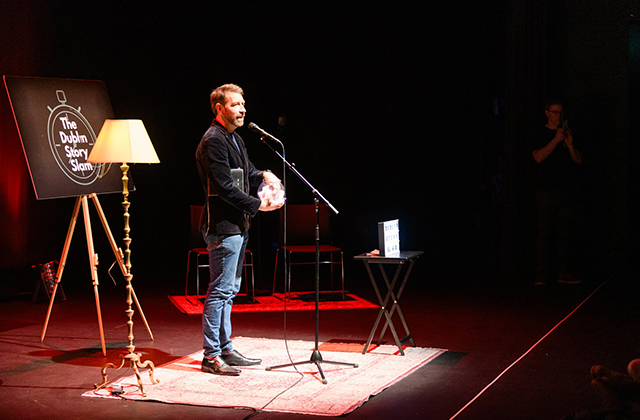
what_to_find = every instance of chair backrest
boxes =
[189,205,207,249]
[280,204,333,245]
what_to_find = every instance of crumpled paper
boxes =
[258,180,285,207]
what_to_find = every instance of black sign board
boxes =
[3,76,130,199]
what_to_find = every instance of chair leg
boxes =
[272,249,280,296]
[243,252,248,296]
[244,251,256,303]
[272,249,345,300]
[185,251,192,298]
[328,251,346,299]
[286,250,292,301]
[330,252,335,293]
[340,250,345,299]
[196,255,201,302]
[243,254,247,293]
[250,253,256,302]
[272,249,292,301]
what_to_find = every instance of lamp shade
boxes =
[88,119,160,164]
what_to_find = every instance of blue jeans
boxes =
[202,231,249,359]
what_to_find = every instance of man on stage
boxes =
[196,83,282,375]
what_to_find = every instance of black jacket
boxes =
[195,120,264,235]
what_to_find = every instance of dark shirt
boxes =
[195,121,264,235]
[533,126,579,193]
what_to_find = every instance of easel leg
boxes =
[129,288,154,340]
[82,196,107,356]
[41,194,154,357]
[90,194,154,340]
[41,196,82,343]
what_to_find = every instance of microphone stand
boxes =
[256,131,358,385]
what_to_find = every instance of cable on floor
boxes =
[448,279,608,420]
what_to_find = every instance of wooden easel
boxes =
[40,193,154,356]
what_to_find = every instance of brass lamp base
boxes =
[94,163,158,397]
[94,350,158,397]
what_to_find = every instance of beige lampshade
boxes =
[88,119,160,164]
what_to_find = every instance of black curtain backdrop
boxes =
[0,1,633,296]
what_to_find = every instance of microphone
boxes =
[248,122,281,144]
[248,122,268,137]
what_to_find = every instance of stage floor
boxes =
[0,271,637,420]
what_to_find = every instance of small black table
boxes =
[354,251,423,355]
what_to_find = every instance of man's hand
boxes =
[259,199,283,212]
[263,171,280,186]
[259,171,284,211]
[553,129,566,144]
[564,128,573,146]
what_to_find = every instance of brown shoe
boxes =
[220,350,262,366]
[201,356,240,376]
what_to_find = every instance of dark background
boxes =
[0,1,636,296]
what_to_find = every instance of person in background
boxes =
[532,99,582,286]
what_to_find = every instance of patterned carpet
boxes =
[84,336,445,416]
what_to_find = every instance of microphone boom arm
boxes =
[250,123,338,215]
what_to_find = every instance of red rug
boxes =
[83,336,445,416]
[168,292,379,315]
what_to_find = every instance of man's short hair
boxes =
[210,84,244,116]
[545,98,563,110]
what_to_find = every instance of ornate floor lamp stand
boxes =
[89,120,160,396]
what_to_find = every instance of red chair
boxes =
[272,204,345,300]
